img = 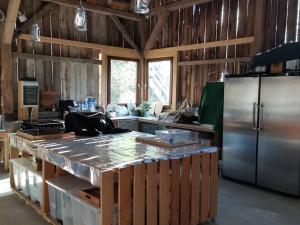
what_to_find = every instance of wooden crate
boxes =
[79,187,100,207]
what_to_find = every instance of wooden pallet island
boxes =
[9,132,218,225]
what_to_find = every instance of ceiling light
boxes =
[31,0,40,42]
[74,0,87,32]
[134,0,151,14]
[31,23,40,42]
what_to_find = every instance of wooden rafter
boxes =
[178,57,252,66]
[145,37,255,58]
[41,0,145,21]
[144,11,170,53]
[18,34,140,58]
[110,15,141,55]
[3,0,21,44]
[12,52,102,65]
[149,0,213,16]
[15,3,58,38]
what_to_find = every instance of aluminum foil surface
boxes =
[12,132,217,187]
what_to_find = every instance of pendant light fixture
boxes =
[74,0,87,32]
[31,0,40,42]
[134,0,151,14]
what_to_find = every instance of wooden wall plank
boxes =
[209,151,219,220]
[287,0,298,42]
[133,164,146,225]
[119,167,133,225]
[200,152,210,223]
[101,170,114,225]
[170,159,180,225]
[180,157,191,225]
[159,160,171,225]
[275,0,288,45]
[191,155,201,225]
[146,162,158,225]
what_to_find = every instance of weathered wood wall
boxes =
[6,0,300,111]
[13,0,140,111]
[147,0,300,105]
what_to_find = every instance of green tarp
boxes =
[198,82,224,134]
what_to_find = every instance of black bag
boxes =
[65,112,130,136]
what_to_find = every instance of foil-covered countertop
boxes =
[11,132,217,187]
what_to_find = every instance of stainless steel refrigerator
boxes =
[223,74,300,196]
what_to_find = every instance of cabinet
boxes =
[114,119,138,131]
[139,122,161,134]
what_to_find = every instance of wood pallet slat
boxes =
[159,160,171,225]
[119,167,133,225]
[133,164,146,225]
[146,162,158,225]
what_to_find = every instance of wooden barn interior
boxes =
[0,0,300,225]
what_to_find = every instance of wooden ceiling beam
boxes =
[15,3,58,38]
[145,37,254,58]
[149,0,213,15]
[41,0,145,21]
[144,11,170,53]
[178,57,252,66]
[110,15,141,55]
[12,52,102,65]
[18,34,140,58]
[3,0,21,44]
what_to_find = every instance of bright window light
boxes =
[148,59,172,105]
[110,59,138,104]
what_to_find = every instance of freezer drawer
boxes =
[257,76,300,196]
[223,77,259,184]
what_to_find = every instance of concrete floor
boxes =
[0,168,299,225]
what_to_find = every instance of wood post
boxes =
[0,23,14,115]
[101,170,114,225]
[42,160,56,215]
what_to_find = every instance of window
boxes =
[147,59,172,105]
[109,58,138,104]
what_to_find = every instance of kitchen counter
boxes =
[111,116,215,133]
[24,131,216,187]
[9,131,218,225]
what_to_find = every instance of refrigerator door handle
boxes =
[252,102,258,130]
[259,103,264,131]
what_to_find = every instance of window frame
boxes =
[107,56,139,105]
[146,57,173,106]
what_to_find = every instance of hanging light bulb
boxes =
[31,23,40,42]
[134,0,151,14]
[31,0,40,42]
[74,0,87,32]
